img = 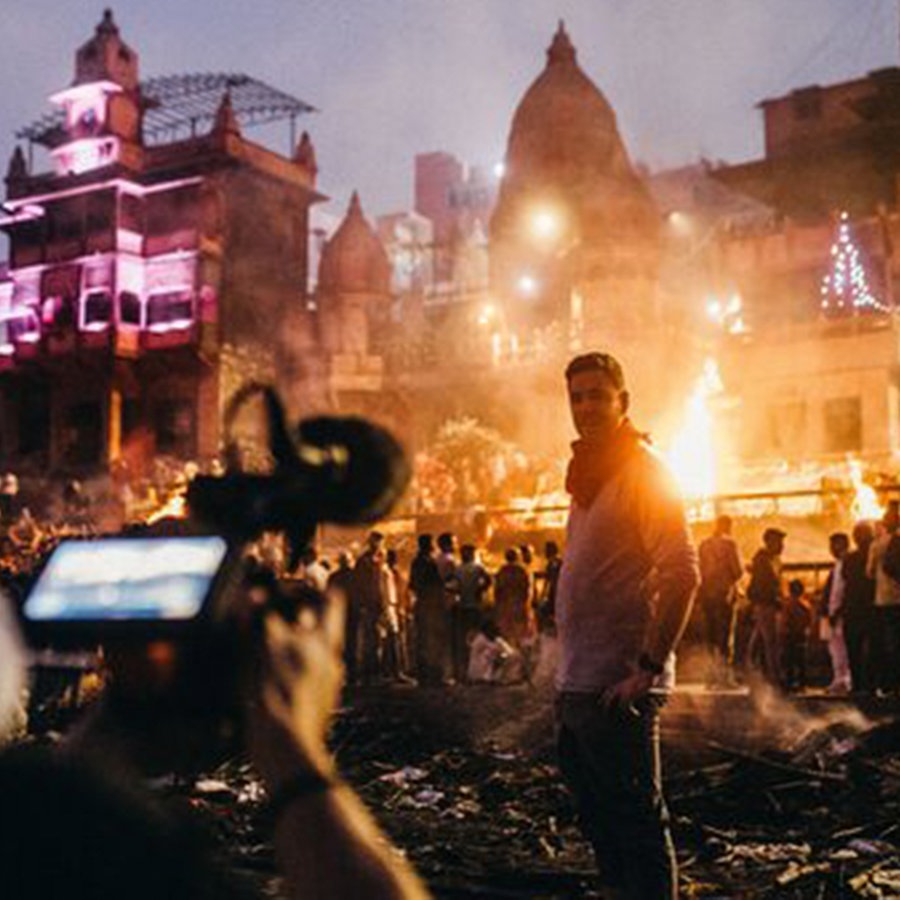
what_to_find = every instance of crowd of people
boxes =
[293,532,563,688]
[4,348,900,900]
[697,507,900,696]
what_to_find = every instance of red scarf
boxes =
[565,419,646,509]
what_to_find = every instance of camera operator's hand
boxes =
[247,592,431,900]
[246,599,345,790]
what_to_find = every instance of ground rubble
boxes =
[157,688,900,899]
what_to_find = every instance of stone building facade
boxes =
[710,67,900,471]
[0,11,323,475]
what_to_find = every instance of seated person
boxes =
[467,618,524,685]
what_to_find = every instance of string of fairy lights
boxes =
[819,211,890,314]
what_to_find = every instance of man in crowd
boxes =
[386,548,413,677]
[867,502,900,696]
[298,546,330,593]
[453,543,492,682]
[326,551,359,684]
[697,515,743,686]
[843,521,876,693]
[782,578,813,691]
[746,527,786,686]
[822,532,852,694]
[534,540,563,634]
[494,548,533,650]
[409,534,449,686]
[353,532,388,684]
[555,351,698,899]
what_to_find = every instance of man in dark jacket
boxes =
[409,534,448,686]
[698,515,743,685]
[353,532,387,684]
[843,521,876,692]
[747,527,785,685]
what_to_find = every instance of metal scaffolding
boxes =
[16,72,316,148]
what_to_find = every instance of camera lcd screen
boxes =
[23,536,229,622]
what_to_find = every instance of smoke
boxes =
[746,675,872,754]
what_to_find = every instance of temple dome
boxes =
[490,22,660,293]
[504,22,631,184]
[317,192,391,296]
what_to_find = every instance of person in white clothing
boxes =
[823,532,852,693]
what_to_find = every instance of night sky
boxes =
[1,0,898,224]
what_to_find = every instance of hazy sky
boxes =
[1,0,899,223]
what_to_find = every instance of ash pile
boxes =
[157,687,900,899]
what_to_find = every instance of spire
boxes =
[97,8,119,36]
[316,191,391,296]
[547,20,577,66]
[212,90,240,138]
[5,146,27,184]
[293,131,318,182]
[74,7,138,89]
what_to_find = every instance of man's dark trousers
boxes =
[556,692,677,899]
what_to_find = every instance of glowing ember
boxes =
[848,459,882,522]
[146,493,187,524]
[664,358,723,500]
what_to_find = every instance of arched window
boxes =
[118,291,141,326]
[146,289,194,331]
[82,290,112,330]
[9,308,40,343]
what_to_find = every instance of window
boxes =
[768,401,807,456]
[146,290,193,330]
[120,194,144,233]
[85,191,114,249]
[824,397,862,453]
[155,399,195,457]
[82,290,112,330]
[7,308,40,344]
[118,291,141,326]
[47,197,84,245]
[63,402,103,466]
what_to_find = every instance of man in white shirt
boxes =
[867,502,900,695]
[824,532,851,694]
[555,352,699,900]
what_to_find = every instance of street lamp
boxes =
[529,207,563,244]
[517,274,539,297]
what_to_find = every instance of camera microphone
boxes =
[186,385,410,546]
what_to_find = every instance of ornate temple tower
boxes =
[48,8,144,179]
[0,11,320,474]
[490,22,661,344]
[313,192,391,398]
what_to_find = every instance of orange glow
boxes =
[663,358,723,501]
[848,459,882,521]
[146,493,187,524]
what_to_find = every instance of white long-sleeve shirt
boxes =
[555,443,699,692]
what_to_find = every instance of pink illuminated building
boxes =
[0,11,322,472]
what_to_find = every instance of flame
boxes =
[146,493,187,524]
[848,459,882,521]
[664,358,723,500]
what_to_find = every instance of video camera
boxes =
[20,384,410,754]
